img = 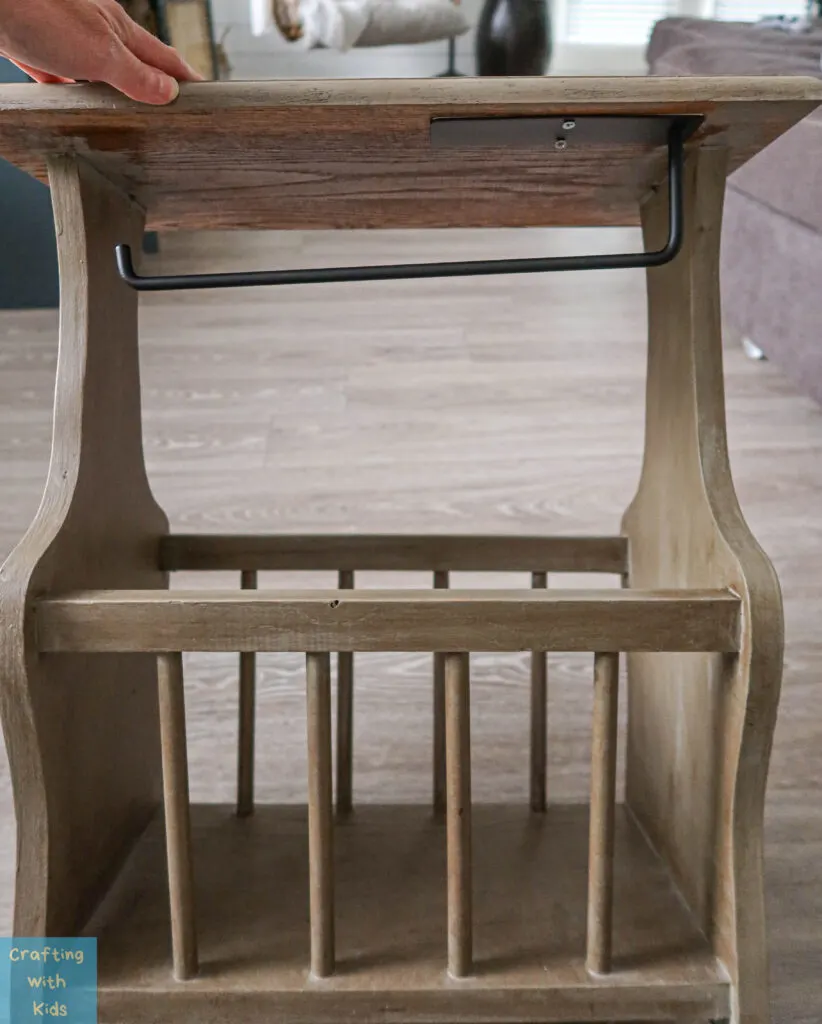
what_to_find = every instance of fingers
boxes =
[100,16,205,105]
[125,20,205,82]
[101,42,181,105]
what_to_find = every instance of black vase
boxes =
[475,0,551,76]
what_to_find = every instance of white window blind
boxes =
[714,0,808,18]
[564,0,674,45]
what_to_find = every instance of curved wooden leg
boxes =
[0,157,169,935]
[623,144,783,1024]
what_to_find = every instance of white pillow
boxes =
[357,0,469,47]
[251,0,469,49]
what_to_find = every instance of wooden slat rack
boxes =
[2,76,820,1024]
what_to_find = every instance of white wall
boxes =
[211,0,648,79]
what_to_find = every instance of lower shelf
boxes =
[87,803,730,1023]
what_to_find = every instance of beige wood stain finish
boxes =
[586,652,620,977]
[157,651,199,981]
[0,78,819,1024]
[84,804,731,1022]
[35,587,742,653]
[0,226,818,1024]
[445,651,473,979]
[623,142,785,1024]
[0,156,169,937]
[306,651,335,979]
[0,78,819,230]
[160,533,630,573]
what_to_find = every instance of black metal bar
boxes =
[436,37,465,77]
[115,121,685,293]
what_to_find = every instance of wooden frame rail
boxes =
[159,534,629,575]
[36,588,741,655]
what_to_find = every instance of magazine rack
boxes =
[1,77,819,1024]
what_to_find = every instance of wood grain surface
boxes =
[586,652,619,977]
[0,78,818,230]
[445,651,473,979]
[0,157,168,936]
[35,587,741,653]
[83,804,729,1023]
[160,533,628,574]
[157,652,198,981]
[0,226,819,1022]
[624,142,785,1022]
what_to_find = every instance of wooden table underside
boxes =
[0,77,818,230]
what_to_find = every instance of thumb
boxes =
[102,45,180,105]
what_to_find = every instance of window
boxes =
[715,0,809,17]
[563,0,674,45]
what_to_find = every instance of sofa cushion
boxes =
[648,16,822,71]
[730,111,822,236]
[722,186,822,405]
[652,41,821,77]
[648,17,822,234]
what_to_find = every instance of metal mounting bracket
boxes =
[114,117,696,293]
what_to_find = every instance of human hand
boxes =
[0,0,203,105]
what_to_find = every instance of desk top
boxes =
[0,77,819,230]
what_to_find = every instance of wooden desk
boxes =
[1,77,819,1024]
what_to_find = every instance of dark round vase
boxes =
[475,0,551,76]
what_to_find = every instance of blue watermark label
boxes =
[0,939,97,1023]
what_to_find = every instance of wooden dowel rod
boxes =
[586,651,620,976]
[237,569,258,818]
[433,570,450,816]
[530,571,548,813]
[307,652,335,978]
[157,652,198,981]
[445,651,472,978]
[336,570,355,816]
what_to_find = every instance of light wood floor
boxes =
[1,228,821,1021]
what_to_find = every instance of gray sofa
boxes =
[648,17,822,404]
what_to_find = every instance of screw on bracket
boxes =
[554,138,568,151]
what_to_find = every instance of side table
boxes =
[0,77,819,1024]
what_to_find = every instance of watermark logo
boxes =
[0,940,97,1023]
